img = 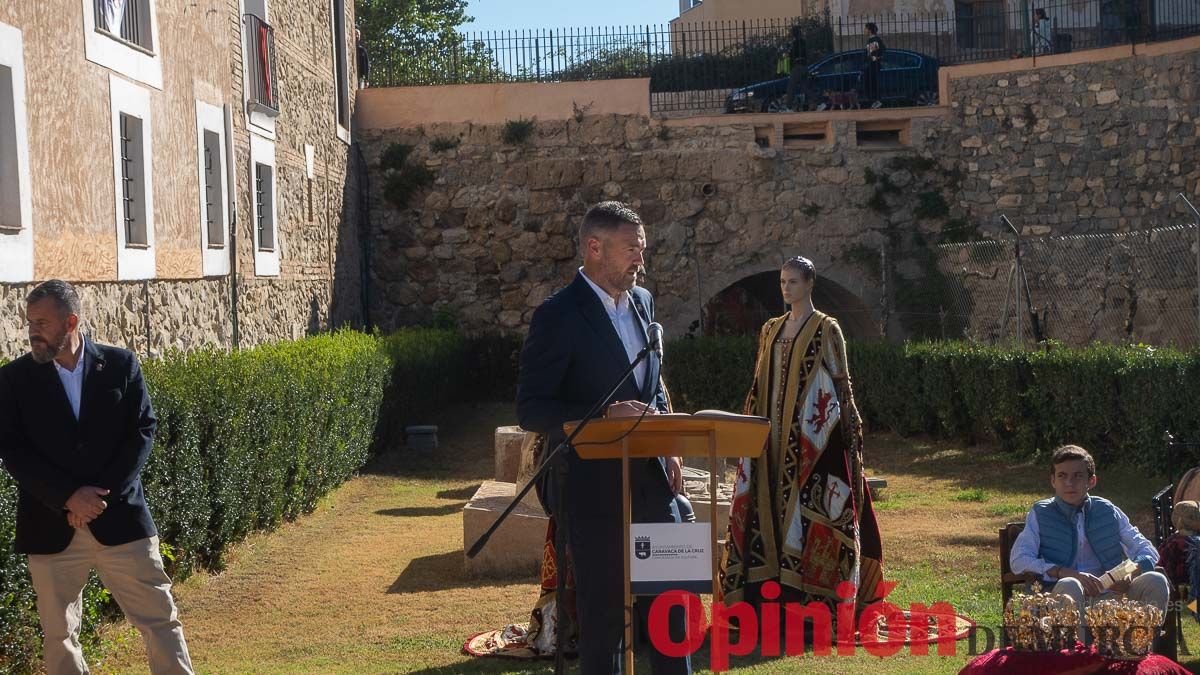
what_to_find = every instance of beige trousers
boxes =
[1053,571,1172,644]
[27,527,193,675]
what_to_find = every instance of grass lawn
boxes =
[93,401,1200,673]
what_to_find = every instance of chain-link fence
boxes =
[928,223,1200,347]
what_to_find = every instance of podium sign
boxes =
[630,522,712,595]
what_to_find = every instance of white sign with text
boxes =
[630,523,712,594]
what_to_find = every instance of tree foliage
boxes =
[355,0,507,85]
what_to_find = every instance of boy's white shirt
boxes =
[1009,497,1159,581]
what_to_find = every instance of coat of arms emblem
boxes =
[635,536,652,560]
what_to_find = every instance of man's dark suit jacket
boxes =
[0,339,158,555]
[517,272,673,521]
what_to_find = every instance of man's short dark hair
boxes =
[578,201,643,251]
[26,279,82,317]
[865,22,879,35]
[1051,444,1095,476]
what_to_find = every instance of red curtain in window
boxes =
[258,23,273,105]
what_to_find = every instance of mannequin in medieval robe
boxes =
[720,256,886,613]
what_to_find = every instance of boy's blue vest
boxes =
[1033,496,1124,572]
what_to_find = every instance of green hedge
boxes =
[664,337,1200,475]
[663,335,757,413]
[375,329,467,452]
[0,327,470,672]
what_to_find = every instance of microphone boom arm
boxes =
[466,342,657,560]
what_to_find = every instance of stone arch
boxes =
[658,253,884,340]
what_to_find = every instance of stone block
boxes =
[529,189,561,215]
[494,426,527,483]
[681,466,732,534]
[405,425,438,452]
[686,492,731,535]
[463,480,548,578]
[817,167,850,185]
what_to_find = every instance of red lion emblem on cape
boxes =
[806,389,835,433]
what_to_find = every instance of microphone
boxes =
[647,322,664,360]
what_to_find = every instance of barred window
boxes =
[332,0,350,131]
[0,63,21,234]
[119,112,148,247]
[202,129,225,247]
[255,162,275,251]
[94,0,154,52]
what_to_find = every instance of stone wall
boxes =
[920,46,1200,345]
[935,48,1200,234]
[361,115,905,340]
[0,276,357,359]
[358,39,1200,345]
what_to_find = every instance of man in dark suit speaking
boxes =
[517,202,691,674]
[0,280,193,674]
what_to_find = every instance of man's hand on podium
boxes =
[600,403,682,493]
[606,400,658,418]
[666,456,683,494]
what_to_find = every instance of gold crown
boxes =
[1084,598,1163,660]
[1003,584,1081,652]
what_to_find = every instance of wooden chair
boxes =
[998,521,1039,646]
[1152,483,1176,547]
[1150,431,1200,661]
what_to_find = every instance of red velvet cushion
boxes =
[959,644,1188,675]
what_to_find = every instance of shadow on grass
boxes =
[364,401,515,481]
[939,533,999,548]
[388,550,536,595]
[376,504,466,518]
[440,485,482,500]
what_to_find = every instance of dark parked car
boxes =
[724,48,940,113]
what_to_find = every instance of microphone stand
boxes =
[467,340,660,675]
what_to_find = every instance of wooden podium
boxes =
[565,412,768,672]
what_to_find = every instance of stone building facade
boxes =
[357,39,1200,346]
[0,0,364,359]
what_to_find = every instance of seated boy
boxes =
[1009,444,1171,640]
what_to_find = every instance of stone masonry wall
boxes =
[935,50,1200,234]
[924,47,1200,345]
[360,42,1200,345]
[0,277,350,359]
[361,116,899,340]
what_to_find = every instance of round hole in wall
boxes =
[701,183,716,197]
